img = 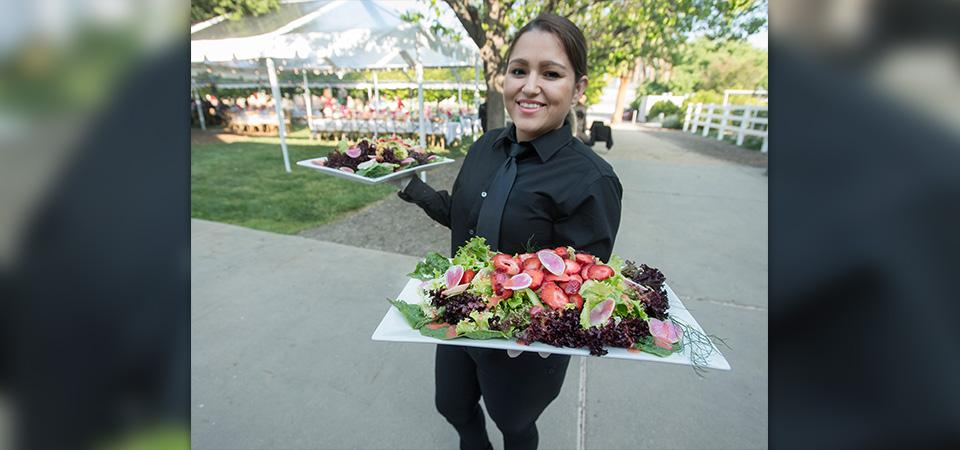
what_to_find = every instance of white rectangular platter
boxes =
[372,278,731,370]
[296,156,455,185]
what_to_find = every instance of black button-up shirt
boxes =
[399,121,623,262]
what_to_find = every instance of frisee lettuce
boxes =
[452,237,492,271]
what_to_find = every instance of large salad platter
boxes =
[296,136,454,185]
[372,237,730,371]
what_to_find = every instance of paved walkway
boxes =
[192,128,768,449]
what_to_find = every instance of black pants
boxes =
[435,345,571,450]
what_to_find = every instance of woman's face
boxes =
[504,29,587,142]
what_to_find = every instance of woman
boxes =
[395,13,622,450]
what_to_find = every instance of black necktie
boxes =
[476,142,526,251]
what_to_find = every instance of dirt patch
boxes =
[191,130,249,145]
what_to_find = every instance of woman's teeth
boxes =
[518,102,543,110]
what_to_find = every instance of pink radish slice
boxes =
[339,167,354,173]
[346,147,362,158]
[537,250,565,276]
[401,157,416,165]
[502,273,532,290]
[441,283,469,297]
[445,265,464,289]
[529,305,544,317]
[588,298,615,327]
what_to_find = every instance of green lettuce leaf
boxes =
[462,329,513,339]
[389,298,432,329]
[579,279,619,328]
[357,161,398,178]
[633,336,681,357]
[419,325,458,340]
[455,310,493,334]
[466,268,494,298]
[408,252,451,280]
[452,237,492,271]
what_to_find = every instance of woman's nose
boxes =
[522,75,540,96]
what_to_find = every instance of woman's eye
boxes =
[544,71,560,79]
[510,68,526,76]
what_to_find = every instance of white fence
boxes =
[683,103,768,153]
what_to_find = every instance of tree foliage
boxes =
[410,0,766,128]
[661,37,767,94]
[191,0,280,22]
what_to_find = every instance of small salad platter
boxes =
[296,136,454,185]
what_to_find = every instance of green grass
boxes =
[191,126,474,234]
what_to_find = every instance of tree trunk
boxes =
[483,60,506,130]
[611,71,632,124]
[485,80,505,131]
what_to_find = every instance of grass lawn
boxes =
[191,126,472,234]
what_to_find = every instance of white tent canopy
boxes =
[191,0,478,69]
[191,0,480,172]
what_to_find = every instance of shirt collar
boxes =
[494,119,573,162]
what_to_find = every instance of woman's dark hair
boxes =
[505,13,588,82]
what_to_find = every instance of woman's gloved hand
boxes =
[387,174,415,192]
[507,349,551,359]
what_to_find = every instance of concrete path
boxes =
[192,128,768,449]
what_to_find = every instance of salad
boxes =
[391,237,698,358]
[313,136,443,178]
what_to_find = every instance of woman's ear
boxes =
[574,75,588,104]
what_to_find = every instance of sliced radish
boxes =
[346,147,362,158]
[502,273,533,290]
[537,250,565,276]
[339,167,355,173]
[444,265,464,289]
[440,283,469,297]
[588,298,615,327]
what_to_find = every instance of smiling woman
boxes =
[394,13,622,450]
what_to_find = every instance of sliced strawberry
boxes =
[580,263,594,280]
[523,269,544,290]
[587,264,615,281]
[492,272,509,293]
[539,282,569,310]
[461,269,476,285]
[569,293,584,310]
[529,305,544,317]
[544,272,572,283]
[518,253,535,263]
[575,253,596,265]
[569,273,583,284]
[561,279,581,295]
[493,253,520,275]
[522,257,542,271]
[553,246,569,258]
[564,259,581,275]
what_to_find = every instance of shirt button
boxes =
[468,229,475,235]
[481,191,487,198]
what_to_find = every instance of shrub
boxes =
[661,114,683,129]
[681,90,722,110]
[647,100,681,121]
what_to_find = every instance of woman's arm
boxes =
[397,175,457,228]
[553,175,623,262]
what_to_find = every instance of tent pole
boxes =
[373,71,380,139]
[192,80,206,131]
[417,61,425,149]
[454,68,462,110]
[303,70,314,139]
[266,57,292,173]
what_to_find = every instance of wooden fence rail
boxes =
[683,103,768,153]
